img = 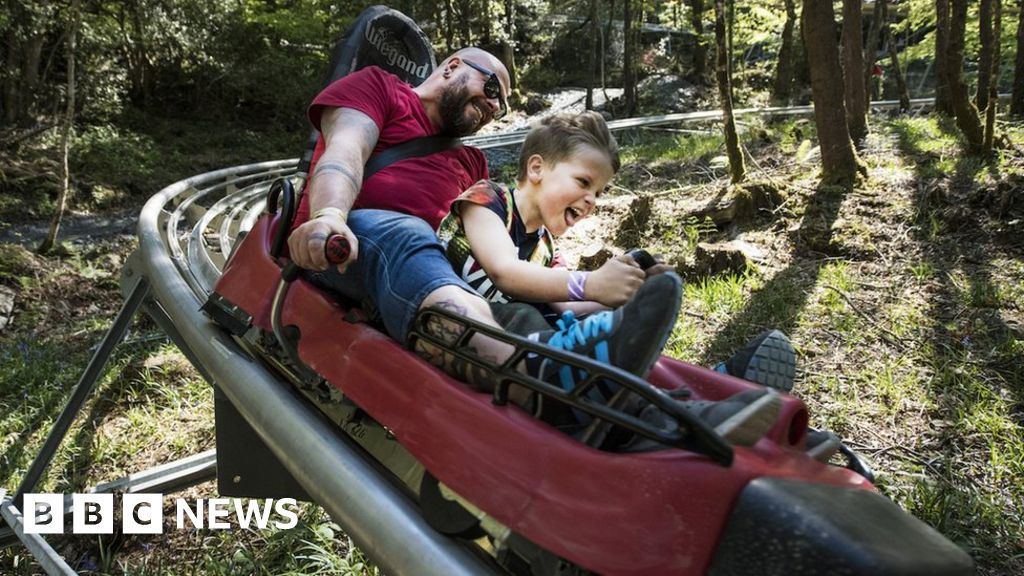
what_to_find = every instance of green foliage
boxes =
[733,4,786,56]
[899,0,1018,92]
[621,129,725,164]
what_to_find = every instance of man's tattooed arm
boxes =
[312,161,360,192]
[309,108,381,210]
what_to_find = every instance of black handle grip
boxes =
[325,235,351,265]
[626,248,657,271]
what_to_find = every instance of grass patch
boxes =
[620,129,725,165]
[0,113,302,225]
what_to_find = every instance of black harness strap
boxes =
[363,135,462,180]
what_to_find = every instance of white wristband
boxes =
[312,207,348,222]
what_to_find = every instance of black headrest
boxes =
[325,5,436,87]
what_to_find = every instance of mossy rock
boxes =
[697,180,786,226]
[0,243,41,284]
[612,195,652,248]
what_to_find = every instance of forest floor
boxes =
[0,109,1022,575]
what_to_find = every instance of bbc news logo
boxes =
[21,494,299,534]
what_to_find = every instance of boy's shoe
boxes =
[539,272,683,392]
[529,273,682,425]
[618,388,782,451]
[806,428,842,462]
[685,388,782,446]
[715,329,796,392]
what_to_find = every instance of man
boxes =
[287,47,784,445]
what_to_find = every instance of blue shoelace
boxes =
[546,310,614,392]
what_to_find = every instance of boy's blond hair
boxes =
[517,111,620,181]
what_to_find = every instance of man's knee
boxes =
[422,285,493,321]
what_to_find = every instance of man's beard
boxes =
[438,77,481,137]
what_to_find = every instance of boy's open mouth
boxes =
[564,206,582,227]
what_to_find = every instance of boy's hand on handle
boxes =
[626,248,673,277]
[585,255,645,307]
[288,214,360,274]
[643,254,674,278]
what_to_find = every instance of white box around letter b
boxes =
[73,494,114,534]
[123,494,163,534]
[23,494,63,534]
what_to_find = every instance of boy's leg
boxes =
[489,302,552,335]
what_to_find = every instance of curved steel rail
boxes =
[135,160,495,576]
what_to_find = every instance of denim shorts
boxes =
[305,209,474,344]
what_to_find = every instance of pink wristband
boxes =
[568,271,590,301]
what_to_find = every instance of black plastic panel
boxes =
[214,387,310,500]
[708,477,974,576]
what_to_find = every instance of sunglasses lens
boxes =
[485,76,499,99]
[485,76,506,119]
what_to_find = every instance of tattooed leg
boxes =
[413,287,531,406]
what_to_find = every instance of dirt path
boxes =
[0,207,139,246]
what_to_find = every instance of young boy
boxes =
[437,112,781,447]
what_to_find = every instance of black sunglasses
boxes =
[462,59,507,120]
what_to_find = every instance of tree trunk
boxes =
[842,0,868,142]
[715,0,744,182]
[480,0,491,45]
[772,0,798,104]
[40,0,77,255]
[984,0,1001,152]
[623,0,637,115]
[460,0,473,44]
[802,0,862,185]
[443,0,454,53]
[687,0,706,84]
[123,0,152,107]
[886,21,911,112]
[977,0,994,112]
[863,0,885,107]
[587,0,598,109]
[3,2,19,126]
[1012,0,1024,116]
[934,0,955,114]
[601,4,608,95]
[19,39,43,119]
[727,0,735,77]
[947,0,985,152]
[503,0,517,91]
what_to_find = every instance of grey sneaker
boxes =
[806,428,842,462]
[717,329,796,392]
[687,388,782,446]
[616,388,782,451]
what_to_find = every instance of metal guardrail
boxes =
[464,96,938,149]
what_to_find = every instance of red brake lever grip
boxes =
[325,235,352,265]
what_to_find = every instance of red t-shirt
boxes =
[295,66,489,229]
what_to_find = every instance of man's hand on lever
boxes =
[289,208,360,273]
[287,107,379,273]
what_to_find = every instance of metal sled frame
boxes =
[1,159,500,575]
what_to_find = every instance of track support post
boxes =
[9,278,150,510]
